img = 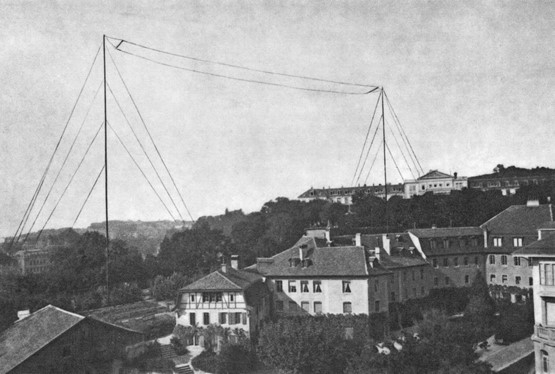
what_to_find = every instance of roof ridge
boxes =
[216,270,241,289]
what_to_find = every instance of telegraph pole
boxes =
[103,35,110,305]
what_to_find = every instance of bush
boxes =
[191,350,218,373]
[171,336,189,356]
[217,342,256,374]
[495,303,534,344]
[125,341,175,374]
[143,314,176,339]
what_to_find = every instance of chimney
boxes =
[299,247,304,261]
[382,235,390,255]
[454,172,458,179]
[231,255,239,270]
[355,233,362,247]
[375,247,381,261]
[325,229,331,246]
[220,255,228,273]
[527,199,540,207]
[17,310,30,321]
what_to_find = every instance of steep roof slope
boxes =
[180,267,263,292]
[480,204,554,235]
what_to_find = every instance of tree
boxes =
[464,272,496,320]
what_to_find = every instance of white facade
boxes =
[404,170,467,198]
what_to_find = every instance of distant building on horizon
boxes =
[403,170,468,198]
[297,184,405,205]
[468,165,555,196]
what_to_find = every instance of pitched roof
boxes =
[408,227,483,238]
[297,184,404,199]
[0,305,84,373]
[513,233,555,257]
[417,170,453,180]
[480,204,554,235]
[252,236,390,277]
[180,267,263,292]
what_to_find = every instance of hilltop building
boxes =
[297,184,404,205]
[175,257,270,342]
[481,201,554,296]
[403,170,468,198]
[0,305,143,374]
[13,248,52,275]
[514,229,555,374]
[468,165,555,196]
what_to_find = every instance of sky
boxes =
[1,0,555,238]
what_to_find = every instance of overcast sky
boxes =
[1,0,554,238]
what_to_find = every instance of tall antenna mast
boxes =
[103,35,110,305]
[381,87,387,200]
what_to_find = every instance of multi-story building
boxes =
[13,248,52,275]
[0,305,144,374]
[407,227,486,288]
[468,165,555,196]
[250,234,393,316]
[403,170,468,198]
[513,228,555,374]
[176,257,270,339]
[481,201,554,292]
[297,184,405,205]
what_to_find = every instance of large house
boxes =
[481,201,554,293]
[513,228,555,374]
[468,165,555,196]
[0,305,144,374]
[175,257,271,338]
[403,170,468,198]
[297,184,405,205]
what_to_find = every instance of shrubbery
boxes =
[191,350,219,373]
[150,273,190,301]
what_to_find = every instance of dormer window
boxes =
[493,237,503,247]
[513,237,523,247]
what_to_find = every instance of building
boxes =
[481,201,554,292]
[513,229,555,374]
[13,248,52,275]
[250,234,393,316]
[403,170,468,198]
[0,305,144,374]
[176,257,271,339]
[468,165,555,196]
[297,184,405,205]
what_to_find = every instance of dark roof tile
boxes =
[480,204,554,235]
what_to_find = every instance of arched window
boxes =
[542,350,549,373]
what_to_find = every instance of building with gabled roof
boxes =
[468,165,555,196]
[403,170,467,198]
[297,184,404,205]
[0,305,143,374]
[481,201,554,291]
[175,258,270,339]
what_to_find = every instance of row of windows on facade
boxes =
[491,237,524,247]
[470,179,545,188]
[419,181,453,190]
[489,274,533,286]
[429,238,480,249]
[488,254,525,266]
[432,256,480,268]
[188,311,247,326]
[275,300,380,314]
[275,280,382,293]
[188,292,236,303]
[27,259,49,266]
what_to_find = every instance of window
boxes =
[288,281,297,293]
[443,258,449,267]
[472,238,479,247]
[493,237,503,247]
[420,269,424,280]
[465,275,470,284]
[454,257,459,267]
[342,281,352,293]
[515,276,521,285]
[203,312,210,325]
[513,237,523,247]
[301,281,309,293]
[490,274,496,283]
[501,255,508,265]
[202,292,222,302]
[434,277,438,286]
[301,301,309,312]
[219,312,227,324]
[542,264,555,285]
[191,294,195,302]
[189,312,196,325]
[542,350,549,373]
[242,313,247,324]
[391,292,396,301]
[374,280,379,292]
[288,301,297,312]
[275,301,284,311]
[463,257,468,266]
[314,302,322,314]
[530,277,533,286]
[432,259,438,268]
[475,256,479,265]
[502,275,508,284]
[411,271,415,281]
[275,280,283,292]
[514,257,521,266]
[375,300,380,312]
[443,239,450,249]
[313,281,322,293]
[445,277,450,285]
[489,255,495,265]
[343,302,352,314]
[430,240,437,249]
[230,293,234,301]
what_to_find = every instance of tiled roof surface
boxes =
[0,305,84,373]
[253,236,390,277]
[180,267,263,292]
[480,204,554,235]
[513,232,555,257]
[409,227,482,238]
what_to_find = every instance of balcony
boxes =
[535,325,555,341]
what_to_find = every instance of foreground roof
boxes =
[0,305,84,373]
[480,204,554,235]
[252,236,390,277]
[180,267,263,292]
[513,233,555,257]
